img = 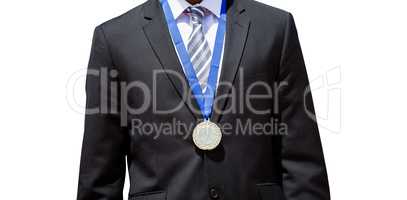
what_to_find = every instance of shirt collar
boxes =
[167,0,222,18]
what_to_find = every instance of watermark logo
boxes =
[306,66,343,134]
[66,66,343,137]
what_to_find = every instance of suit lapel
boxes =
[142,0,202,120]
[211,0,251,122]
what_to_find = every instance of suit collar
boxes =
[167,0,223,19]
[142,0,245,21]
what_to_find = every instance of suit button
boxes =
[209,187,219,199]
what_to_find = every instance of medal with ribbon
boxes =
[161,0,226,150]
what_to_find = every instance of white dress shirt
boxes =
[166,0,225,89]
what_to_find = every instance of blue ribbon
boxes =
[161,0,227,120]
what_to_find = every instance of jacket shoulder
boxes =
[244,0,291,25]
[246,0,290,16]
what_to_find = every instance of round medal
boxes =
[192,121,222,150]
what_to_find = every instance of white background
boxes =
[0,0,406,199]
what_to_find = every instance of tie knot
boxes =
[186,6,205,24]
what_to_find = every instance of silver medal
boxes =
[192,121,222,150]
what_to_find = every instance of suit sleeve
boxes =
[278,13,330,200]
[77,26,127,200]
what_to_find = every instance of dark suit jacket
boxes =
[77,0,330,199]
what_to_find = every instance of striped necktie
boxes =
[186,6,211,91]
